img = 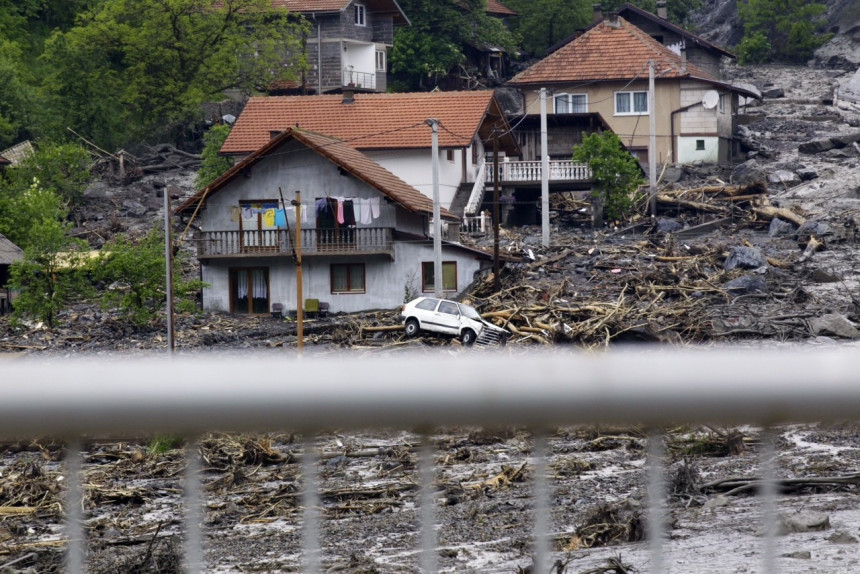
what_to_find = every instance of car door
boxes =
[432,300,462,335]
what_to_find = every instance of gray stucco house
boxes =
[177,128,501,316]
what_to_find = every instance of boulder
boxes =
[798,138,836,154]
[768,170,801,186]
[731,160,767,185]
[762,87,785,98]
[724,274,766,293]
[724,246,768,270]
[809,314,860,339]
[768,218,795,237]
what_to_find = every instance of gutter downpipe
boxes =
[311,13,322,94]
[670,101,701,167]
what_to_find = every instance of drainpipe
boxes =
[670,101,701,166]
[311,13,322,94]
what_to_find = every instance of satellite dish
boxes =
[702,90,719,109]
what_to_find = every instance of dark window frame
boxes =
[331,263,366,293]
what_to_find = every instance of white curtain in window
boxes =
[616,93,630,113]
[252,269,267,300]
[634,91,648,112]
[236,270,248,300]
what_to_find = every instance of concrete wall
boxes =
[201,241,487,315]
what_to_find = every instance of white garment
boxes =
[370,197,380,218]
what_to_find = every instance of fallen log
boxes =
[753,205,806,227]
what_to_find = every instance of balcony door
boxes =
[230,267,269,315]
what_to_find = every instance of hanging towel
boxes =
[230,206,241,222]
[274,209,286,227]
[352,200,360,224]
[343,199,356,227]
[360,200,372,225]
[370,197,380,218]
[263,209,276,227]
[336,197,345,224]
[242,206,254,220]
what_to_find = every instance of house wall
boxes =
[522,80,680,165]
[676,81,735,164]
[302,5,395,93]
[365,149,467,211]
[198,141,408,234]
[200,242,487,315]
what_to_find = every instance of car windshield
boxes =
[459,303,482,320]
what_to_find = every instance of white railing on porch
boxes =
[485,160,591,183]
[463,212,491,234]
[464,157,488,216]
[195,228,392,257]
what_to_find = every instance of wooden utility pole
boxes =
[164,185,175,355]
[293,191,303,355]
[493,128,500,293]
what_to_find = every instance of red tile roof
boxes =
[508,16,716,87]
[486,0,517,16]
[221,91,512,155]
[179,128,458,221]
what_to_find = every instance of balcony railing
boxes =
[195,228,393,258]
[485,160,591,184]
[342,69,376,90]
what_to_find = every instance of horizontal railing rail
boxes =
[342,69,376,90]
[4,348,860,574]
[194,227,393,257]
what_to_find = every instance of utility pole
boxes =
[426,119,442,298]
[649,60,657,219]
[540,87,550,247]
[163,185,175,355]
[493,128,500,293]
[293,191,303,355]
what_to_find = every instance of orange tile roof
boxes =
[179,128,458,221]
[221,91,506,155]
[486,0,517,16]
[508,16,716,87]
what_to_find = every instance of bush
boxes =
[572,132,644,222]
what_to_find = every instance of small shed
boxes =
[0,233,23,314]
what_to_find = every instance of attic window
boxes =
[555,93,587,114]
[355,4,366,26]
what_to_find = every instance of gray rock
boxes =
[826,530,858,544]
[781,551,812,559]
[661,165,685,184]
[798,138,836,154]
[795,220,833,239]
[122,200,148,217]
[768,169,801,186]
[656,217,683,233]
[768,218,795,237]
[776,512,831,535]
[724,246,768,270]
[762,87,785,98]
[796,167,819,181]
[731,160,766,185]
[724,274,766,293]
[809,314,860,339]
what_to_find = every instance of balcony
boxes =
[342,69,376,91]
[194,228,394,259]
[487,160,591,184]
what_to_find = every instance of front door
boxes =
[230,268,269,315]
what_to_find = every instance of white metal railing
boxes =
[462,212,491,234]
[464,157,488,216]
[4,348,860,573]
[342,68,376,90]
[486,159,591,183]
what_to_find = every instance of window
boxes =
[375,50,386,72]
[354,3,366,26]
[422,261,457,292]
[615,91,648,115]
[554,93,587,114]
[230,268,269,315]
[696,139,705,151]
[446,149,454,162]
[331,263,365,293]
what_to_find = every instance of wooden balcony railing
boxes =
[195,228,393,258]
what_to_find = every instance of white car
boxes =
[400,297,509,346]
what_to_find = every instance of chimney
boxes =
[605,11,620,28]
[680,49,687,73]
[342,87,355,104]
[592,3,602,24]
[657,1,667,19]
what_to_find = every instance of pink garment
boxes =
[336,198,345,224]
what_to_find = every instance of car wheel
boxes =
[461,329,477,347]
[404,318,420,338]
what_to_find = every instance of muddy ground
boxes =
[2,64,860,572]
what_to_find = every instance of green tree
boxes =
[505,0,592,56]
[5,180,91,328]
[0,176,70,251]
[738,0,832,64]
[392,0,519,90]
[5,141,93,205]
[572,132,644,221]
[96,228,206,325]
[196,124,234,190]
[39,0,309,149]
[0,40,40,148]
